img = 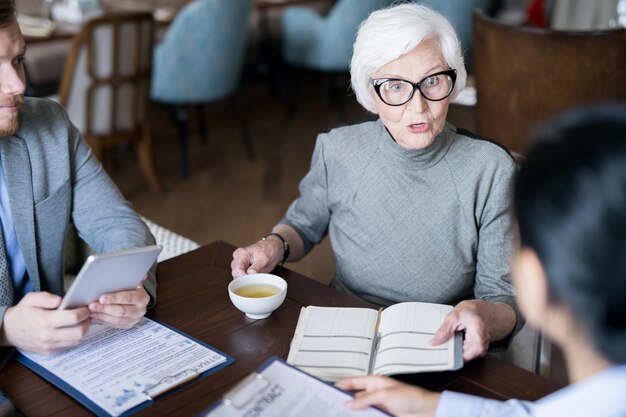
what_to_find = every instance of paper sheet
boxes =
[19,317,228,416]
[205,359,390,417]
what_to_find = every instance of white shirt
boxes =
[435,364,626,417]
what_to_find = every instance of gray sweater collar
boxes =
[376,118,453,170]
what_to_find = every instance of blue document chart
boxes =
[202,357,391,417]
[16,317,234,417]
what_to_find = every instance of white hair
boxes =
[350,3,467,114]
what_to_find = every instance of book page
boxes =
[287,307,379,382]
[373,302,455,376]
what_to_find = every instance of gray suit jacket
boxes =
[0,98,156,365]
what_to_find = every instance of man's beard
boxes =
[0,95,24,137]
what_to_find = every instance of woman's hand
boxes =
[336,375,440,417]
[87,284,150,329]
[231,225,304,278]
[430,300,516,361]
[231,237,284,278]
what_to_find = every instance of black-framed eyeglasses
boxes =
[371,69,457,106]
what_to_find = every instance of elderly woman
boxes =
[337,106,626,417]
[231,4,520,360]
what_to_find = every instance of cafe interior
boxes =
[8,0,626,414]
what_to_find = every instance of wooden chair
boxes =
[58,12,163,193]
[473,10,626,154]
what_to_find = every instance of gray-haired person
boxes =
[338,105,626,417]
[231,4,519,360]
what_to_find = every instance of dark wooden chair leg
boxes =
[136,122,164,194]
[167,105,190,178]
[196,104,207,143]
[323,72,348,124]
[231,95,254,159]
[282,65,295,121]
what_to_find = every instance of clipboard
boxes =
[202,356,392,416]
[16,317,234,417]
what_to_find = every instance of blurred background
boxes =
[16,0,626,381]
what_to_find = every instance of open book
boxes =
[287,302,463,382]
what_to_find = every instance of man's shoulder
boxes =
[21,97,66,122]
[17,98,70,141]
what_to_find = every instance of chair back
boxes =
[473,11,626,153]
[319,0,393,70]
[58,12,154,141]
[150,0,252,104]
[282,0,394,71]
[419,0,486,53]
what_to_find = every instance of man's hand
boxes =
[87,284,150,329]
[336,375,440,417]
[0,292,90,354]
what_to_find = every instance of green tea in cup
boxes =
[233,284,281,298]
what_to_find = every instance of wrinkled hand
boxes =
[88,284,149,329]
[430,300,490,361]
[336,375,440,417]
[231,238,283,278]
[1,292,90,354]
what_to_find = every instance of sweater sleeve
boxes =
[474,161,524,339]
[278,134,331,255]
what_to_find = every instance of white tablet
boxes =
[59,245,162,310]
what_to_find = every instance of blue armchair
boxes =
[282,0,484,70]
[280,0,393,119]
[150,0,253,177]
[420,0,486,55]
[281,0,393,72]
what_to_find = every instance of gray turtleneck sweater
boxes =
[280,118,519,327]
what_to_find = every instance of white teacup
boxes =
[228,273,287,319]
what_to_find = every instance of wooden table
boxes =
[21,0,190,44]
[22,0,327,44]
[0,241,564,416]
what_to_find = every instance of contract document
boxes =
[203,357,391,417]
[17,317,233,417]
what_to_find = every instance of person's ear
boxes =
[512,248,549,329]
